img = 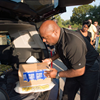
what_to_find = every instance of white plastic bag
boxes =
[26,56,39,63]
[14,81,55,94]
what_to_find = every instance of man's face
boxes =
[88,20,92,24]
[41,31,56,46]
[94,22,98,26]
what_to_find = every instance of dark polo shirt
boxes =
[55,28,99,70]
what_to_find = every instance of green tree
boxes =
[71,4,93,24]
[86,5,100,24]
[56,16,63,27]
[52,15,80,29]
[62,20,71,26]
[53,14,64,27]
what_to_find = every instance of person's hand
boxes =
[44,68,57,78]
[92,39,96,45]
[42,58,52,65]
[97,35,100,37]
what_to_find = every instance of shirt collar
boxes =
[55,28,63,46]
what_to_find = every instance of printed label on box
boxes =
[23,70,47,82]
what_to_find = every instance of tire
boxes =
[0,87,10,100]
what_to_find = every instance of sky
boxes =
[60,0,100,20]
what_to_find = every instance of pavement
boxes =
[52,58,100,100]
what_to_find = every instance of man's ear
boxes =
[53,30,57,36]
[51,31,56,38]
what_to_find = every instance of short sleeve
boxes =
[93,25,97,33]
[64,40,87,69]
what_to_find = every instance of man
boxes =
[39,20,99,100]
[88,19,97,45]
[67,25,72,30]
[94,21,100,50]
[53,19,58,23]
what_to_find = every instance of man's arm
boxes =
[93,25,97,39]
[50,53,59,61]
[90,37,93,45]
[42,53,59,64]
[59,66,85,78]
[45,66,85,78]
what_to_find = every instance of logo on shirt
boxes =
[78,63,81,66]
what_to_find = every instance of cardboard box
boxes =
[18,63,51,87]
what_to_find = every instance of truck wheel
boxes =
[0,87,10,100]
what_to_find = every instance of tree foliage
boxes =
[87,5,100,24]
[51,4,100,30]
[53,4,100,29]
[54,14,64,27]
[71,4,93,24]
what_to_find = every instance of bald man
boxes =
[39,20,99,100]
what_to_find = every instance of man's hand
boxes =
[42,58,52,65]
[44,68,57,78]
[42,53,59,65]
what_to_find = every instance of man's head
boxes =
[94,21,98,27]
[39,20,60,46]
[68,25,72,29]
[88,19,92,24]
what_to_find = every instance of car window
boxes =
[0,32,11,45]
[10,0,58,10]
